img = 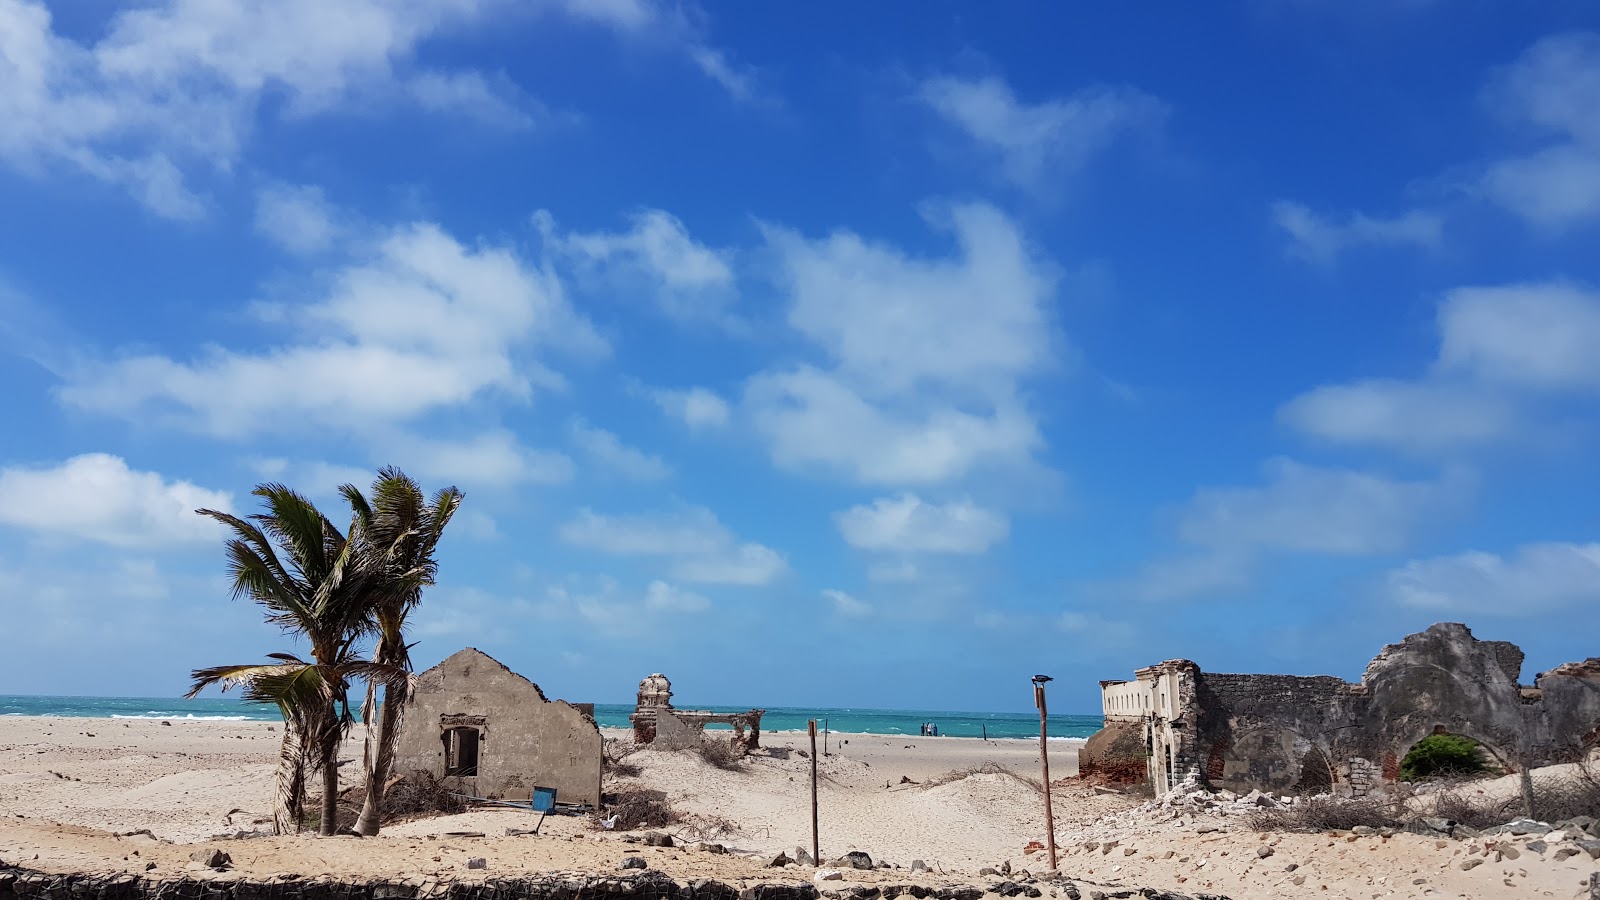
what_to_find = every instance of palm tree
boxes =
[188,485,396,835]
[344,467,463,836]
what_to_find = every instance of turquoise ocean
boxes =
[0,695,1102,740]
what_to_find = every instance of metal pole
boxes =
[1035,683,1058,872]
[808,719,820,865]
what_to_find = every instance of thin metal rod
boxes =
[1036,684,1058,872]
[808,719,820,865]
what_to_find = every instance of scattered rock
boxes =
[1576,839,1600,860]
[978,868,1000,877]
[1256,845,1273,859]
[188,850,230,869]
[1420,817,1454,836]
[840,851,873,870]
[770,852,792,868]
[642,831,673,847]
[814,870,843,882]
[909,860,928,874]
[1501,819,1552,836]
[701,843,727,854]
[465,858,486,870]
[619,857,646,870]
[1460,858,1485,871]
[794,847,815,866]
[988,882,1041,898]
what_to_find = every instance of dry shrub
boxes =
[604,738,642,778]
[1529,759,1600,822]
[676,812,739,842]
[1423,784,1520,829]
[1245,794,1407,832]
[695,737,746,771]
[923,762,1043,794]
[1423,757,1600,827]
[600,787,682,831]
[380,770,466,822]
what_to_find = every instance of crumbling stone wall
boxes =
[1086,623,1600,797]
[392,648,602,807]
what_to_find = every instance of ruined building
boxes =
[629,672,765,750]
[392,648,603,807]
[1082,623,1600,797]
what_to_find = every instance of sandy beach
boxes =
[2,716,1597,899]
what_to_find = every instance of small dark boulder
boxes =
[188,849,230,869]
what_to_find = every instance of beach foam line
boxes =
[109,713,256,721]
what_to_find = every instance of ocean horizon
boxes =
[0,694,1103,740]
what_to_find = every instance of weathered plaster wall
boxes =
[650,710,703,751]
[392,648,602,807]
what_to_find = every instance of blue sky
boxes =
[3,1,1599,715]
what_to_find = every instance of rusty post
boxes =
[808,719,820,866]
[1035,680,1058,872]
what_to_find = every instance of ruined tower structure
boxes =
[1082,623,1600,797]
[628,672,765,750]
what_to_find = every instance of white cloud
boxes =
[560,507,729,555]
[393,430,574,487]
[835,494,1008,554]
[1280,281,1600,452]
[58,221,602,438]
[1480,32,1600,228]
[538,208,735,322]
[568,418,670,481]
[1108,459,1465,602]
[688,45,760,105]
[551,0,762,104]
[822,588,870,617]
[558,506,788,585]
[746,202,1055,485]
[1271,201,1442,264]
[1386,542,1600,615]
[644,579,709,613]
[543,575,712,633]
[1178,458,1463,556]
[1279,379,1517,453]
[0,453,231,547]
[254,183,341,254]
[407,69,535,130]
[670,542,787,586]
[0,0,516,216]
[651,386,730,429]
[1109,551,1255,603]
[919,73,1164,190]
[247,457,375,496]
[1435,282,1600,390]
[867,560,920,583]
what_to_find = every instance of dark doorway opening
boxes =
[444,726,481,776]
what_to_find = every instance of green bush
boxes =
[1400,734,1492,781]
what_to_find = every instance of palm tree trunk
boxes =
[315,701,343,837]
[320,731,340,836]
[354,679,407,836]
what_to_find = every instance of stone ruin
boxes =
[391,648,603,806]
[628,672,766,751]
[1082,622,1600,797]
